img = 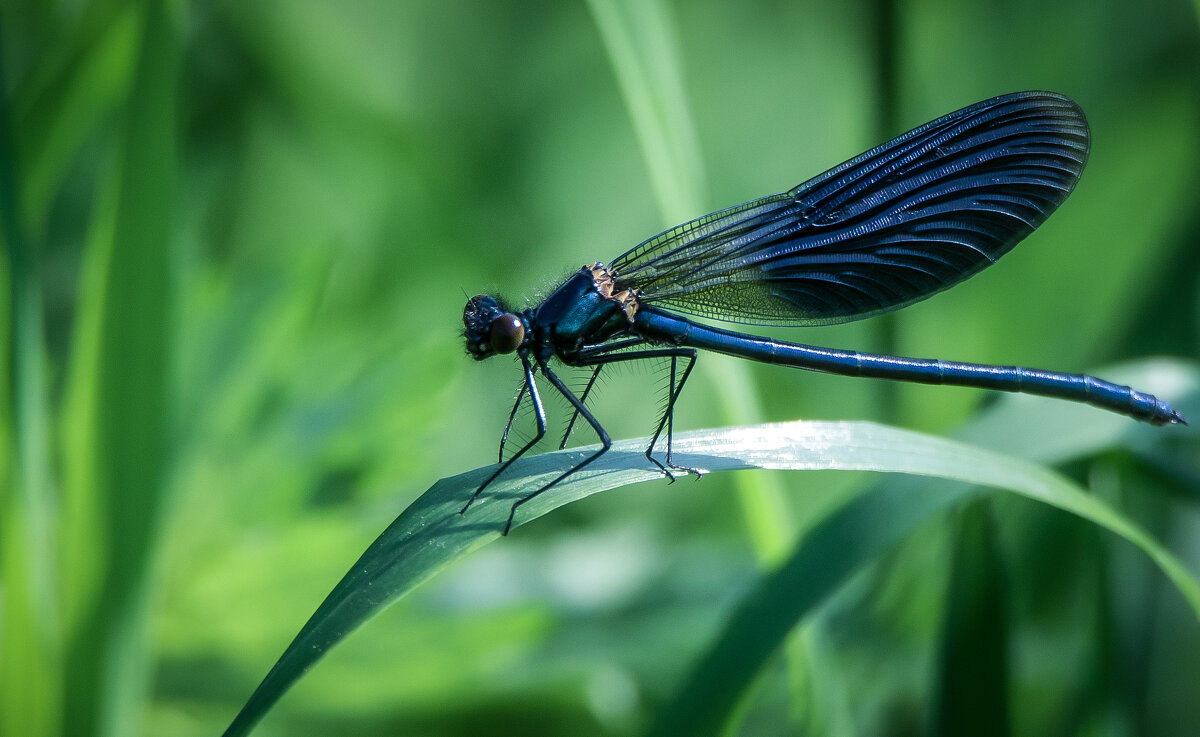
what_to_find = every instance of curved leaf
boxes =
[651,359,1199,737]
[222,405,1199,736]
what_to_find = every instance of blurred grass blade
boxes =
[13,4,139,231]
[221,419,1199,736]
[584,26,802,727]
[587,0,794,569]
[585,7,817,731]
[585,0,704,222]
[59,2,180,736]
[647,473,981,737]
[956,360,1199,465]
[0,14,61,736]
[650,360,1199,737]
[931,501,1010,737]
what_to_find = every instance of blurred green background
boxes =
[3,0,1200,735]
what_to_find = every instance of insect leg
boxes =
[575,348,699,479]
[498,379,528,462]
[504,358,612,535]
[461,353,546,515]
[653,348,698,476]
[559,365,603,450]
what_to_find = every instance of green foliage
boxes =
[222,415,1200,736]
[1,0,1199,736]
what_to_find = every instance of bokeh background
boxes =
[3,0,1200,735]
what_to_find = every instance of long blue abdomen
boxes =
[635,309,1183,426]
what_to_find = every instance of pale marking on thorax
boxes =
[588,262,640,323]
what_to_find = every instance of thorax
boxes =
[532,264,640,361]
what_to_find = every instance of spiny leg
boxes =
[558,336,644,449]
[504,358,612,536]
[498,379,528,462]
[575,347,699,480]
[559,365,603,449]
[461,353,546,515]
[644,348,698,478]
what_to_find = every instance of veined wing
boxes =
[610,91,1089,326]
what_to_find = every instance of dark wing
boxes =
[610,91,1089,326]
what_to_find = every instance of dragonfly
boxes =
[460,91,1186,535]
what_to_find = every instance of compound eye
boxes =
[489,314,525,354]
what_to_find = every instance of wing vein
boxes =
[611,91,1089,326]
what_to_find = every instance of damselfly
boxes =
[461,91,1185,534]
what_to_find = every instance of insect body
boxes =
[462,91,1185,535]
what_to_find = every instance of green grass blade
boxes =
[585,0,794,567]
[584,0,704,222]
[649,360,1199,737]
[220,414,1199,737]
[957,359,1198,465]
[931,501,1010,737]
[58,2,180,735]
[0,14,61,736]
[648,440,1198,737]
[648,472,983,737]
[584,8,826,731]
[13,4,139,232]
